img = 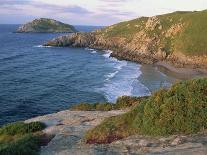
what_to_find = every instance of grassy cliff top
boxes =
[97,10,207,56]
[85,78,207,144]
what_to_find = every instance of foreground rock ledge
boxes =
[26,110,207,155]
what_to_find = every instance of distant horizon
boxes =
[1,0,207,26]
[0,9,206,27]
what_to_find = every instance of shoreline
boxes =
[155,61,207,80]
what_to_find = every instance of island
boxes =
[16,18,78,33]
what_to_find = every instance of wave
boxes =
[102,50,113,58]
[85,47,94,51]
[99,61,150,102]
[33,45,51,48]
[91,50,97,54]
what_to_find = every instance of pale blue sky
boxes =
[0,0,207,26]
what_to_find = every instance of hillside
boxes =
[16,18,78,33]
[85,78,207,144]
[45,10,207,69]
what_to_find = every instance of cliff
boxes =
[45,10,207,69]
[16,18,78,33]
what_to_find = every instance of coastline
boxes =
[25,109,207,155]
[155,61,207,80]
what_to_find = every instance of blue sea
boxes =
[0,25,175,126]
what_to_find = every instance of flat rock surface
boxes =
[26,110,207,155]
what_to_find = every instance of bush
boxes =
[0,122,46,136]
[70,96,149,111]
[0,134,40,155]
[84,78,207,144]
[0,121,46,155]
[134,78,207,135]
[115,96,148,109]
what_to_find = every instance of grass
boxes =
[97,9,207,56]
[0,121,46,155]
[70,96,149,111]
[84,78,207,144]
[32,18,77,32]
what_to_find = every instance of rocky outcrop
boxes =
[16,18,78,33]
[44,10,207,69]
[26,110,207,155]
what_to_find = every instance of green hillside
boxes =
[98,10,207,56]
[85,78,207,144]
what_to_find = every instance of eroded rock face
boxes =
[44,12,207,69]
[16,18,78,33]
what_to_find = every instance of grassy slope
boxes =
[85,78,207,144]
[98,10,207,56]
[32,19,77,32]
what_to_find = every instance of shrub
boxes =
[0,122,46,136]
[84,78,207,144]
[115,96,148,109]
[70,96,149,111]
[0,121,46,155]
[134,78,207,135]
[0,134,40,155]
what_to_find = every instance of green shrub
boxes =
[0,121,46,155]
[0,122,46,136]
[134,78,207,135]
[70,96,149,111]
[0,134,40,155]
[84,78,207,144]
[115,96,148,109]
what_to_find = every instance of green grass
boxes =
[98,10,207,56]
[32,18,77,32]
[84,78,207,144]
[70,96,149,111]
[0,121,46,155]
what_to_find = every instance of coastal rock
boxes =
[16,18,78,33]
[44,10,207,70]
[26,110,207,155]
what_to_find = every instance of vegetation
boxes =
[18,18,77,33]
[99,10,207,56]
[85,78,207,144]
[70,96,149,111]
[0,121,46,155]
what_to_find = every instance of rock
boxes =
[16,18,78,33]
[25,109,207,155]
[171,136,185,146]
[138,139,151,147]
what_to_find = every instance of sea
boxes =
[0,25,176,126]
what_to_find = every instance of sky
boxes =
[0,0,207,26]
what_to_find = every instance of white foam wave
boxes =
[105,71,119,81]
[33,45,51,48]
[99,63,150,102]
[85,47,94,51]
[102,50,113,58]
[91,50,97,54]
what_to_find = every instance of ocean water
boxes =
[0,25,175,126]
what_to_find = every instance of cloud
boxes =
[0,0,207,25]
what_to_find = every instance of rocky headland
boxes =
[16,18,78,33]
[44,10,207,75]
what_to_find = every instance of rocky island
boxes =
[16,18,78,33]
[45,10,207,75]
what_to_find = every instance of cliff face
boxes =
[45,10,207,68]
[17,18,78,33]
